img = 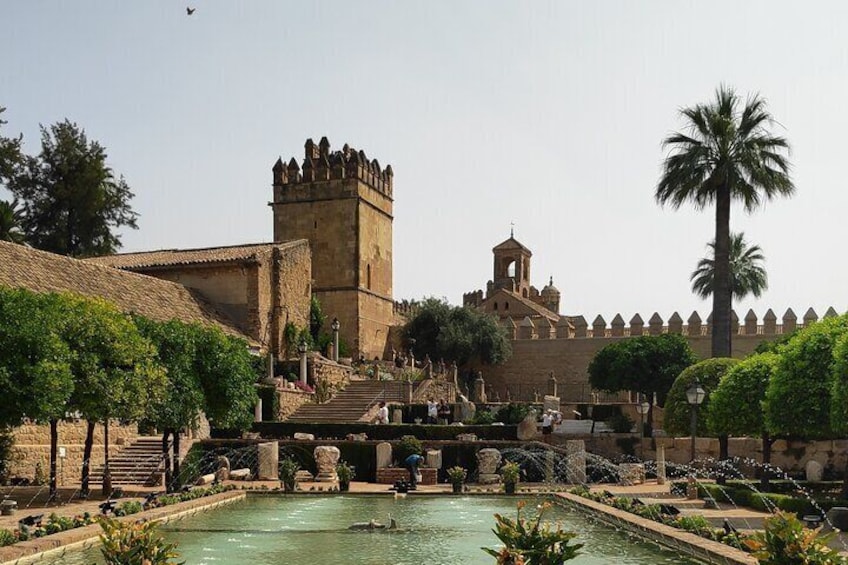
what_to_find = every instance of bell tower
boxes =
[270,137,394,359]
[491,232,532,298]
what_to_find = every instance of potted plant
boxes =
[483,500,582,563]
[501,461,520,494]
[279,458,300,493]
[336,461,354,492]
[447,466,467,494]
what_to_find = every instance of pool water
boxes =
[60,495,701,564]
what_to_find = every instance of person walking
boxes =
[404,453,424,490]
[542,410,553,444]
[427,398,438,424]
[376,401,389,424]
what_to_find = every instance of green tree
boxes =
[765,315,848,440]
[829,330,848,497]
[10,120,137,257]
[309,295,325,342]
[708,353,778,488]
[663,358,739,436]
[0,107,23,188]
[656,86,794,358]
[0,199,25,243]
[588,333,696,432]
[0,287,74,499]
[690,232,768,300]
[403,297,511,367]
[56,294,164,497]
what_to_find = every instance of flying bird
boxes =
[186,7,196,15]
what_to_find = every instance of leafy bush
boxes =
[482,500,582,564]
[0,529,16,547]
[495,403,531,424]
[501,461,520,485]
[472,410,496,425]
[663,358,740,436]
[606,413,634,433]
[114,500,143,517]
[744,511,845,564]
[395,435,422,464]
[447,466,467,485]
[278,458,300,492]
[98,517,182,565]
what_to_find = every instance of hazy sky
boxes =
[2,1,845,325]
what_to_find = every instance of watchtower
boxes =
[492,234,532,298]
[270,137,394,358]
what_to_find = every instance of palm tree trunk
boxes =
[80,420,95,497]
[711,185,732,358]
[49,419,58,501]
[162,430,172,493]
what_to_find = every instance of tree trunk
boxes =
[711,185,732,358]
[716,435,729,485]
[80,420,95,498]
[762,433,773,491]
[171,431,182,492]
[162,430,172,493]
[49,419,58,501]
[101,418,111,497]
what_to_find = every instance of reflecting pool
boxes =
[59,495,700,564]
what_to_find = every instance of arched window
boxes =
[505,302,509,311]
[493,302,498,311]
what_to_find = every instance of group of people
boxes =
[426,398,451,425]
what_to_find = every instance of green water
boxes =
[59,495,701,564]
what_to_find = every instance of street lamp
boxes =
[635,397,650,460]
[331,317,340,362]
[685,377,706,463]
[298,340,308,384]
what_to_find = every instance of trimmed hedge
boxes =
[680,482,848,515]
[242,422,518,441]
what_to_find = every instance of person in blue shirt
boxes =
[404,453,424,489]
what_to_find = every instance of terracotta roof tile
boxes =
[0,241,250,342]
[86,241,306,270]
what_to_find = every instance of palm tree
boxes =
[656,86,793,358]
[0,199,25,244]
[691,232,768,300]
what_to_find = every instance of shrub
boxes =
[482,500,582,563]
[501,461,520,485]
[494,403,531,425]
[395,435,422,464]
[606,413,634,434]
[447,466,467,485]
[279,458,300,492]
[663,358,739,436]
[115,500,143,517]
[744,511,845,564]
[0,529,16,547]
[336,461,354,484]
[98,517,182,565]
[472,410,496,425]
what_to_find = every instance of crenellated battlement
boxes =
[463,289,484,308]
[272,136,393,199]
[504,306,841,340]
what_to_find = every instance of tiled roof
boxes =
[487,288,560,322]
[86,241,306,270]
[492,237,532,255]
[0,241,250,341]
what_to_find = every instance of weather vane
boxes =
[510,221,514,238]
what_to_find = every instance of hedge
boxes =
[681,482,848,516]
[239,422,518,441]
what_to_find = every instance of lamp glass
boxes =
[685,381,706,405]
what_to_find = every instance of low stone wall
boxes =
[277,389,313,420]
[375,467,437,485]
[9,420,138,483]
[309,355,353,389]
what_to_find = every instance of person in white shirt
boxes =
[427,398,438,424]
[376,401,389,424]
[541,410,553,443]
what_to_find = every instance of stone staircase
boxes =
[286,380,406,423]
[92,436,166,486]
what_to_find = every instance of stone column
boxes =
[314,446,340,482]
[656,445,666,485]
[376,442,392,469]
[257,442,279,481]
[565,440,586,484]
[254,398,263,423]
[425,449,442,470]
[300,351,308,384]
[474,372,487,404]
[477,448,501,484]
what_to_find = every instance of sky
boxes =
[1,1,846,325]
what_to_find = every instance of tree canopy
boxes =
[403,298,511,367]
[9,119,138,257]
[587,333,696,405]
[690,232,768,300]
[708,353,777,437]
[662,358,739,437]
[657,86,794,358]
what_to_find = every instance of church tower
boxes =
[270,137,394,358]
[491,233,533,298]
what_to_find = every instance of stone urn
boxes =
[477,448,502,484]
[314,446,341,482]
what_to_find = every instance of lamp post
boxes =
[635,397,650,461]
[298,340,308,385]
[685,377,706,463]
[331,317,340,362]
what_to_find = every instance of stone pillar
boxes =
[376,442,392,469]
[257,442,279,481]
[547,372,557,397]
[474,372,487,404]
[254,398,263,422]
[565,440,586,484]
[314,446,340,482]
[333,326,340,363]
[299,351,308,384]
[476,448,501,484]
[425,449,442,470]
[392,408,403,424]
[656,445,666,485]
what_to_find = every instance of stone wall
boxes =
[309,354,353,389]
[276,389,313,420]
[9,420,138,484]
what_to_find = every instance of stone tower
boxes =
[492,235,532,298]
[270,137,393,359]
